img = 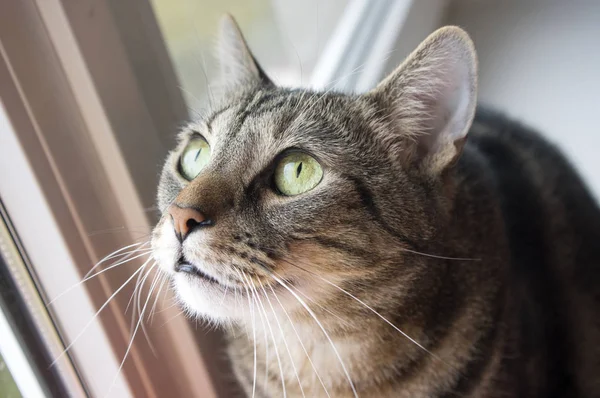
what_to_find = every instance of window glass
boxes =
[151,0,348,111]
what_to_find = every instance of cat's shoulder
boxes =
[466,106,569,176]
[469,107,549,150]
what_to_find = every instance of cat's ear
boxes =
[217,14,273,88]
[367,26,477,174]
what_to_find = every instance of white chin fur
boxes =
[173,274,247,322]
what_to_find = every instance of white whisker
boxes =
[294,287,351,328]
[47,250,153,306]
[259,283,305,398]
[239,271,257,398]
[137,266,160,356]
[244,274,287,398]
[284,261,449,367]
[126,263,147,333]
[269,284,331,398]
[135,265,155,326]
[105,263,158,397]
[218,282,230,310]
[83,241,150,279]
[399,248,479,261]
[150,274,168,324]
[248,280,270,392]
[153,299,178,315]
[159,309,184,328]
[269,272,359,398]
[51,260,150,366]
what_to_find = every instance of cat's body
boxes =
[465,110,600,397]
[151,16,600,398]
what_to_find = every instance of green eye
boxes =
[274,152,323,196]
[180,136,211,180]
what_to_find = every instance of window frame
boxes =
[0,201,81,398]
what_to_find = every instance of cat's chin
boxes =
[172,273,245,322]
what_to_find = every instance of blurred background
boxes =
[0,0,598,397]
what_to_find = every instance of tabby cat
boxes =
[151,15,600,397]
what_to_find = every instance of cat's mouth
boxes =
[175,258,222,285]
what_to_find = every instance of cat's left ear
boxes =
[217,14,273,88]
[367,26,477,174]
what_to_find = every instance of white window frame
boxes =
[311,0,449,92]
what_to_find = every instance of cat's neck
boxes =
[229,260,502,398]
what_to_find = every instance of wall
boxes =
[445,1,600,198]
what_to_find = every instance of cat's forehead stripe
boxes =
[226,90,264,139]
[205,103,234,130]
[251,95,291,117]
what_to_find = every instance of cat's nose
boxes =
[168,204,212,242]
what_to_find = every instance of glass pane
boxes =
[0,353,21,398]
[151,0,348,111]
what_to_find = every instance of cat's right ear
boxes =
[217,14,273,88]
[366,26,477,175]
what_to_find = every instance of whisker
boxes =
[259,283,305,398]
[265,243,478,262]
[125,263,147,329]
[105,263,158,397]
[144,269,163,323]
[95,246,153,262]
[87,226,152,238]
[83,241,150,279]
[136,266,154,326]
[269,272,359,398]
[294,287,352,329]
[218,282,230,310]
[159,309,184,328]
[153,299,178,315]
[178,85,208,116]
[244,274,287,398]
[281,260,451,368]
[47,249,153,306]
[239,271,257,398]
[126,262,156,357]
[269,284,331,398]
[143,270,164,354]
[234,280,239,312]
[130,265,151,331]
[236,271,269,392]
[51,260,150,366]
[149,274,168,325]
[161,277,172,305]
[183,0,215,111]
[137,266,160,356]
[251,281,270,392]
[398,248,480,262]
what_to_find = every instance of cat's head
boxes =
[151,15,477,324]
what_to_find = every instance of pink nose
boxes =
[167,204,210,242]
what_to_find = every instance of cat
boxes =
[151,15,600,397]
